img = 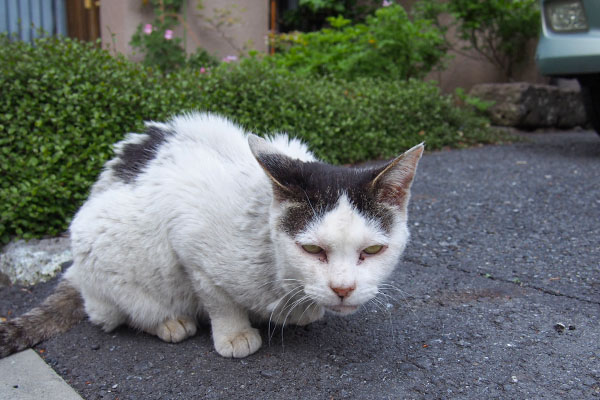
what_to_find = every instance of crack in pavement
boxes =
[404,256,600,306]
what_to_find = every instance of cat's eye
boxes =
[363,245,384,255]
[301,244,324,254]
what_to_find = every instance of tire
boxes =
[578,74,600,135]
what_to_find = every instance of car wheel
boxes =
[578,75,600,135]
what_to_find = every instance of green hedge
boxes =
[0,36,497,242]
[183,60,494,163]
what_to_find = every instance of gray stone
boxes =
[0,271,10,288]
[469,82,587,129]
[0,237,72,285]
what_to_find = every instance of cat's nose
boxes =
[330,285,355,299]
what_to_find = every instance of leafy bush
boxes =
[0,36,496,242]
[269,4,448,81]
[415,0,540,79]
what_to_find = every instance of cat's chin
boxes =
[325,304,359,316]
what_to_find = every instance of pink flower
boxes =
[164,29,173,40]
[382,0,392,6]
[200,67,207,73]
[143,24,152,35]
[221,55,238,63]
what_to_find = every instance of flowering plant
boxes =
[130,0,218,73]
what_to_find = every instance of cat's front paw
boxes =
[153,317,197,343]
[213,327,262,358]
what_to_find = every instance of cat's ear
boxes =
[370,143,424,210]
[248,134,298,200]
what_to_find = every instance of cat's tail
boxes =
[0,279,85,358]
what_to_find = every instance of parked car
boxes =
[535,0,600,134]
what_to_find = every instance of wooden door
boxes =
[65,0,100,42]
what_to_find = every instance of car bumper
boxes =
[536,33,600,76]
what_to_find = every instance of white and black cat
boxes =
[0,113,423,358]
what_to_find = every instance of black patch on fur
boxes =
[257,154,395,236]
[112,126,173,183]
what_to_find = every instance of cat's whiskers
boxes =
[267,285,305,344]
[271,286,304,324]
[378,282,419,320]
[369,296,388,314]
[279,294,313,348]
[369,295,396,341]
[293,297,318,327]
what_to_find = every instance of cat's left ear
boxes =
[370,143,424,210]
[248,134,298,199]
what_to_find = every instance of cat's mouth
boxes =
[325,304,359,315]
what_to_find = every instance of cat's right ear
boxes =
[248,134,297,201]
[369,142,424,211]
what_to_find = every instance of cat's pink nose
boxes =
[331,285,355,299]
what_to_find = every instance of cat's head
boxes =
[249,135,423,316]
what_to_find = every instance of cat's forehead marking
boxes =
[277,162,395,237]
[112,125,174,183]
[298,195,388,247]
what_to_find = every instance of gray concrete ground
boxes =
[0,349,83,399]
[0,130,599,399]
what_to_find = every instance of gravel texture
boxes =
[1,130,599,399]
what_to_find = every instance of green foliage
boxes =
[0,36,497,242]
[270,4,448,81]
[454,88,495,114]
[415,0,540,79]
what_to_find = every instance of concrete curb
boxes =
[0,349,83,400]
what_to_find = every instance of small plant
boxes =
[130,0,218,73]
[195,1,251,56]
[269,4,448,81]
[454,88,495,114]
[415,0,541,79]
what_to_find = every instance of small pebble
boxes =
[260,370,274,378]
[554,323,566,333]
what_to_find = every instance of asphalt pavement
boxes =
[1,130,599,399]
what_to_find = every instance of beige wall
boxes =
[427,38,547,94]
[99,0,269,60]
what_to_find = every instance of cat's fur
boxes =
[0,113,423,358]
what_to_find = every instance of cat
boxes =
[0,113,423,358]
